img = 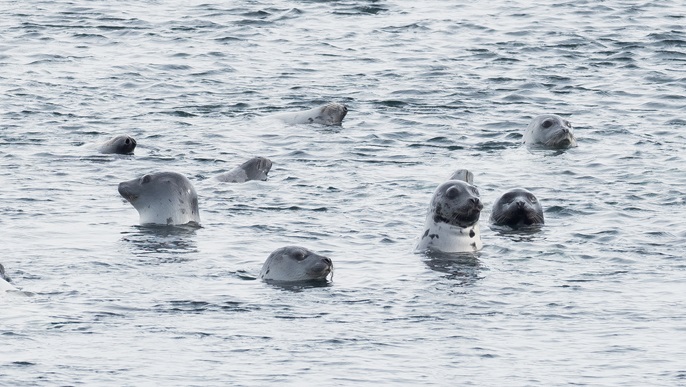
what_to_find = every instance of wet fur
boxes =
[523,114,577,149]
[118,172,200,226]
[215,156,272,183]
[490,188,544,228]
[271,103,348,126]
[99,135,137,154]
[416,179,484,253]
[259,246,333,282]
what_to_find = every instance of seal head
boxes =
[271,103,348,126]
[99,135,137,155]
[490,188,544,228]
[259,246,333,282]
[118,172,200,226]
[215,156,273,183]
[523,114,577,149]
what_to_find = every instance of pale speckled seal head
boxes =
[271,103,348,126]
[118,172,200,226]
[416,179,484,253]
[490,188,544,228]
[215,156,273,183]
[99,135,137,154]
[523,114,577,149]
[259,246,333,282]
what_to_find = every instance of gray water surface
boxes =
[1,1,685,385]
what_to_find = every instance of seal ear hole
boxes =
[542,119,553,129]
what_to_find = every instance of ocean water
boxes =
[1,0,685,385]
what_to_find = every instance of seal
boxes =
[118,172,200,226]
[98,134,137,154]
[490,188,544,228]
[523,114,577,149]
[259,246,333,282]
[215,156,273,183]
[270,103,348,125]
[0,263,16,292]
[416,177,484,253]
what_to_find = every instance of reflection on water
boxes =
[262,278,333,292]
[120,224,199,259]
[421,251,482,286]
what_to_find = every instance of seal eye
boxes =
[445,186,461,199]
[293,251,307,261]
[142,175,152,184]
[528,195,537,203]
[542,119,553,129]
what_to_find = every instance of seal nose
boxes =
[322,257,332,267]
[470,197,483,210]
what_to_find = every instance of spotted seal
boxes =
[215,156,273,183]
[259,246,333,282]
[270,103,348,125]
[490,188,544,228]
[416,176,483,253]
[523,114,577,149]
[118,172,200,226]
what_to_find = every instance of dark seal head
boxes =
[99,135,137,155]
[523,114,577,149]
[259,246,333,282]
[118,171,200,226]
[490,188,544,228]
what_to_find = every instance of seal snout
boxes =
[117,181,138,203]
[470,197,483,210]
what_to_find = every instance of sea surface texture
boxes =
[1,1,685,385]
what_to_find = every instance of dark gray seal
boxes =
[416,178,484,253]
[523,114,577,149]
[490,188,544,228]
[118,172,200,226]
[259,246,333,282]
[98,135,137,154]
[215,156,273,183]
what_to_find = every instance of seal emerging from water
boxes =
[270,103,348,125]
[416,176,484,253]
[99,134,137,155]
[215,156,273,183]
[259,246,333,282]
[0,263,16,292]
[523,114,577,149]
[118,172,200,226]
[490,188,544,228]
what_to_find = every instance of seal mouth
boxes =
[117,183,138,203]
[308,258,333,280]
